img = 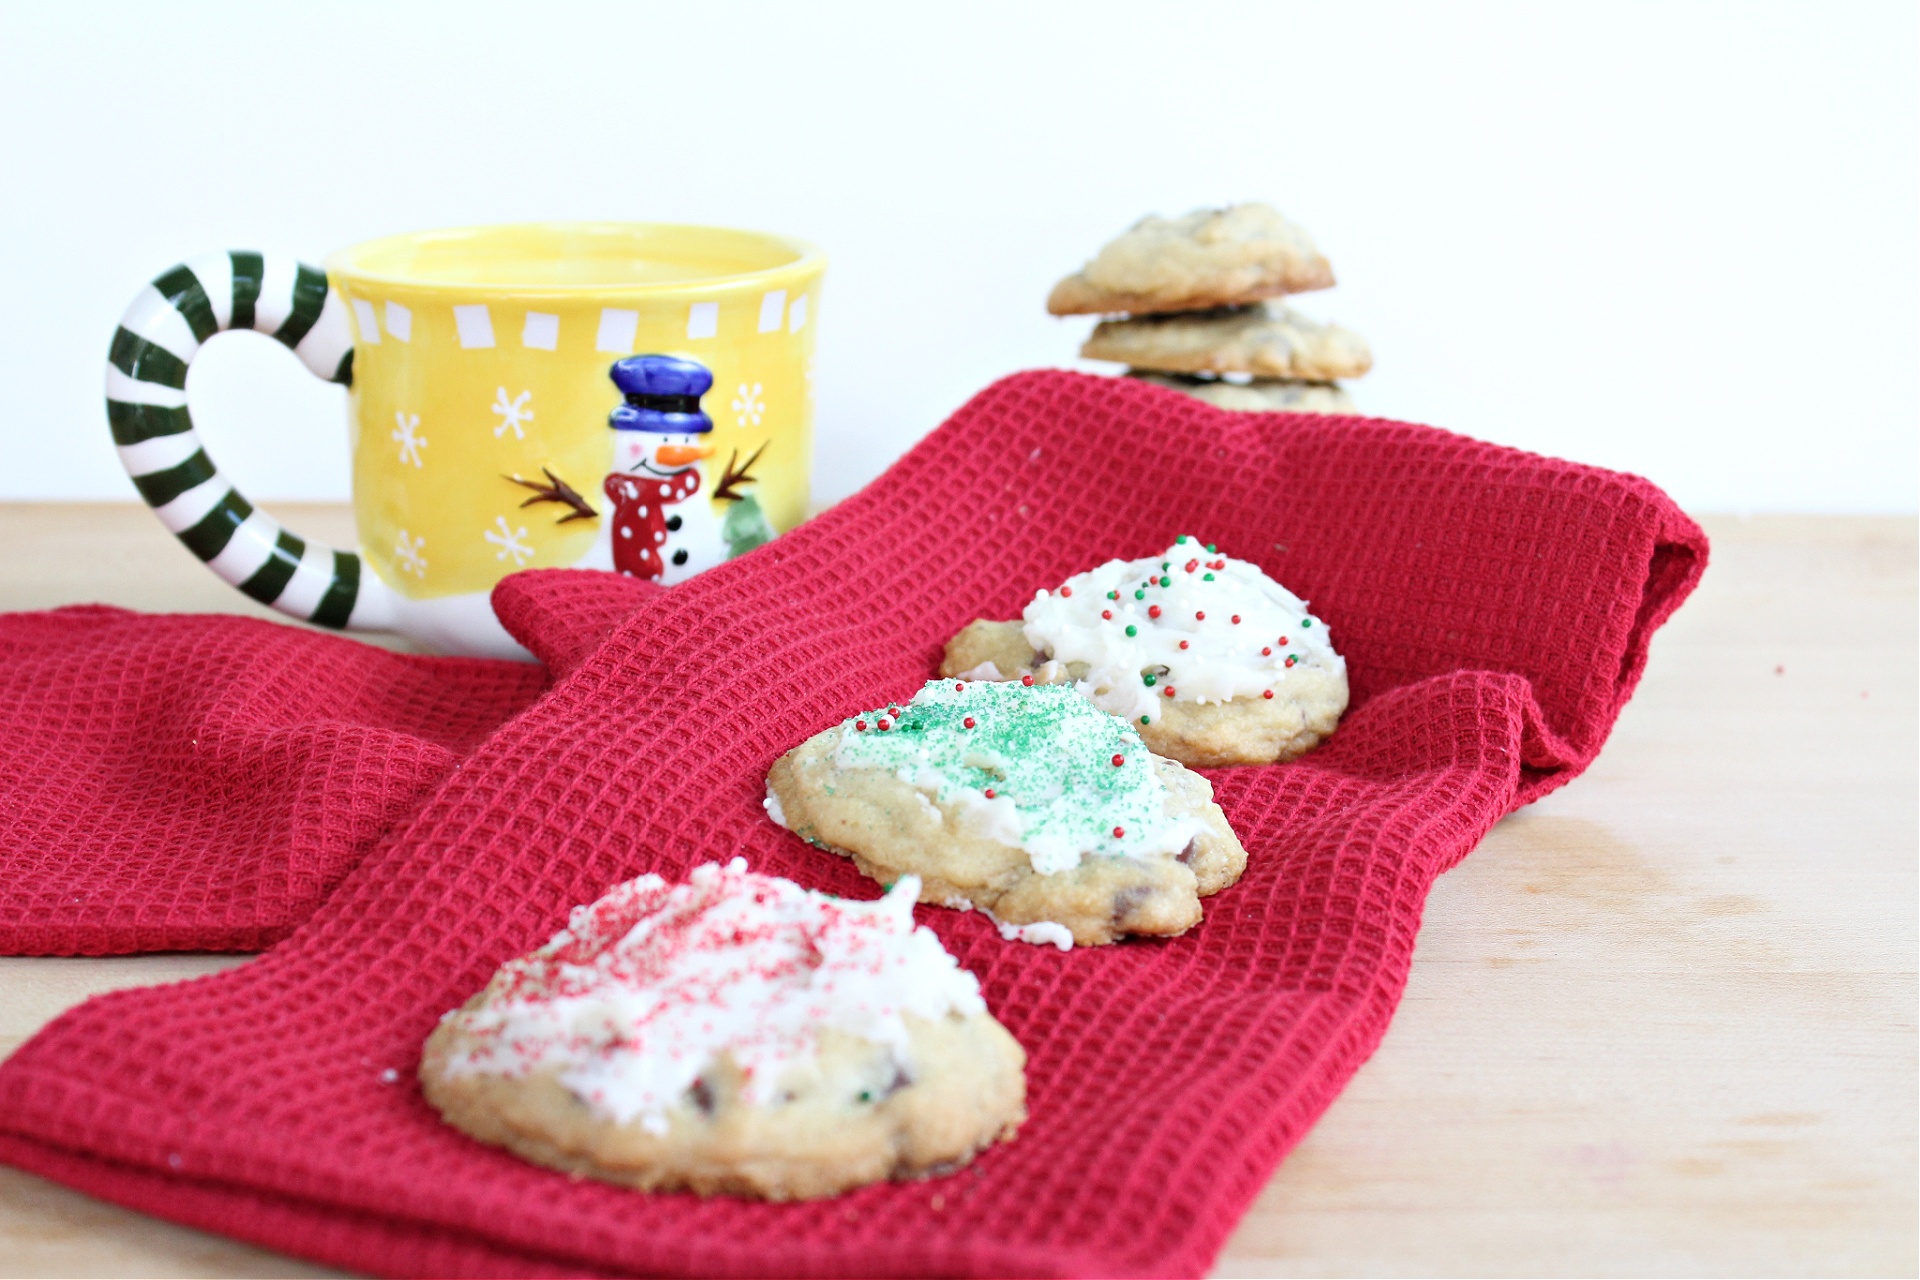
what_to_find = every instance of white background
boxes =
[1,1,1914,513]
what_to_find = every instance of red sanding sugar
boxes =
[0,371,1705,1277]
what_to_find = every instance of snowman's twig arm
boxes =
[713,441,769,503]
[507,469,599,523]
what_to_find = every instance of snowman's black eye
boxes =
[671,549,689,566]
[666,515,683,531]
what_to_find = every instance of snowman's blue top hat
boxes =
[608,355,713,433]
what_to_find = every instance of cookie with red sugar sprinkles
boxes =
[419,859,1026,1200]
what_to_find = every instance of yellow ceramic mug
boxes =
[105,223,825,658]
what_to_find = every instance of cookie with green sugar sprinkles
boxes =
[764,679,1247,948]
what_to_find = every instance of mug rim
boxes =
[326,220,826,297]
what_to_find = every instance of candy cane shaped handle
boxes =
[105,252,394,630]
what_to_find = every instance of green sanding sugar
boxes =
[831,680,1195,874]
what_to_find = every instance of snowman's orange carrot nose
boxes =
[656,442,714,467]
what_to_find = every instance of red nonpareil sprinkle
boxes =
[1021,675,1035,686]
[1102,609,1112,620]
[855,719,868,731]
[1164,687,1176,697]
[984,788,996,799]
[878,718,893,731]
[1060,585,1072,597]
[1262,646,1272,656]
[1148,605,1162,619]
[1278,636,1288,646]
[963,716,976,729]
[1179,639,1189,650]
[1285,657,1295,668]
[1195,611,1205,621]
[1263,689,1274,699]
[954,682,965,692]
[1184,559,1198,573]
[1231,614,1241,624]
[1111,754,1125,767]
[1112,826,1125,839]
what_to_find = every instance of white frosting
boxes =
[994,918,1075,951]
[1020,535,1344,725]
[434,859,986,1132]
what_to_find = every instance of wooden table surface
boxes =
[0,504,1913,1278]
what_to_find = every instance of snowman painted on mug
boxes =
[582,354,775,584]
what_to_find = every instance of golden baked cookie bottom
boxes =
[940,619,1348,768]
[1046,204,1336,316]
[1083,303,1373,381]
[422,1007,1026,1201]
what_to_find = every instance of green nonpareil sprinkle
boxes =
[1158,576,1171,587]
[1134,589,1145,600]
[1301,618,1313,628]
[1140,715,1151,724]
[1142,673,1156,686]
[1176,535,1190,544]
[1203,573,1214,581]
[1125,624,1138,637]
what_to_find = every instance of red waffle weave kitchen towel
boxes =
[0,371,1706,1277]
[0,576,664,956]
[0,609,546,954]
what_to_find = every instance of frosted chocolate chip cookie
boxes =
[766,680,1245,948]
[421,859,1025,1201]
[1084,302,1373,381]
[1046,203,1335,316]
[1127,371,1356,415]
[940,536,1348,767]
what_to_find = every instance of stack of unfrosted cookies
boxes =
[1049,203,1371,414]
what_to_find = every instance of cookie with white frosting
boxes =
[1047,203,1335,316]
[939,536,1348,767]
[1127,371,1356,415]
[766,680,1246,948]
[420,860,1026,1201]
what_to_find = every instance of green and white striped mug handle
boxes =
[105,252,395,631]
